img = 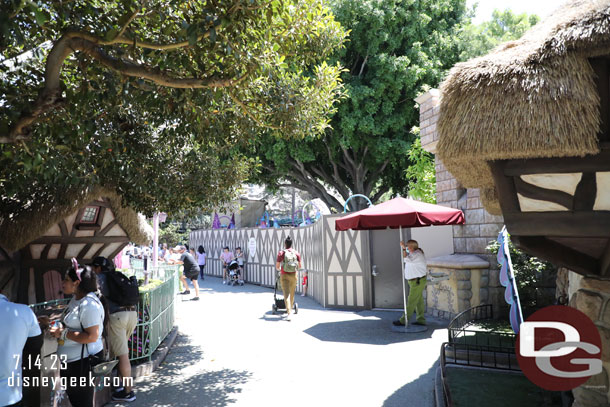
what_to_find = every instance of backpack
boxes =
[104,271,140,306]
[282,249,299,273]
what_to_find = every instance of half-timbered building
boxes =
[0,187,152,303]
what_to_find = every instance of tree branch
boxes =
[358,54,368,77]
[371,185,390,203]
[67,30,210,51]
[116,10,140,39]
[7,35,253,141]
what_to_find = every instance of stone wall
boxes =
[426,254,490,320]
[417,89,505,315]
[569,277,610,406]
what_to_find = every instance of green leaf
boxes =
[34,9,48,26]
[105,28,119,41]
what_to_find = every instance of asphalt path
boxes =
[112,276,448,407]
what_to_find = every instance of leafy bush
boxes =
[486,239,556,310]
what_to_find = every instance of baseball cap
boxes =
[90,256,111,269]
[173,245,185,251]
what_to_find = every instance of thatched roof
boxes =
[0,186,153,252]
[437,0,610,214]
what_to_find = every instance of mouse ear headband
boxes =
[71,258,82,281]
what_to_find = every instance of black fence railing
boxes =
[441,342,520,371]
[448,304,516,350]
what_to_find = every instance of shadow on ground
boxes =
[113,334,251,407]
[382,360,438,407]
[303,318,445,345]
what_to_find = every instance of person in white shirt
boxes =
[394,239,428,326]
[49,259,106,407]
[0,293,42,407]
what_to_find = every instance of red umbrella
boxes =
[335,197,464,231]
[335,197,464,331]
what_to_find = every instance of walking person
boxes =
[219,247,234,284]
[91,257,138,402]
[174,245,201,300]
[197,246,207,280]
[50,260,107,407]
[275,237,302,321]
[394,240,427,326]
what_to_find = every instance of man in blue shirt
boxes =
[0,293,42,407]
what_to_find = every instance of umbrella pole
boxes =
[400,226,408,325]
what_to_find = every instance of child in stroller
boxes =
[227,259,243,286]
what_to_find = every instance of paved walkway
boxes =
[115,276,449,407]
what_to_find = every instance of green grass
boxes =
[446,367,561,407]
[451,319,516,348]
[452,331,516,348]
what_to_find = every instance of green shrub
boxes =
[486,238,556,310]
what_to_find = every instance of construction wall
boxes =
[190,214,370,309]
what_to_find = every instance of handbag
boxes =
[77,298,118,380]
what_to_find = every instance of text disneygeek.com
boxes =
[8,373,133,389]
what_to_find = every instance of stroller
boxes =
[272,272,298,315]
[227,260,243,286]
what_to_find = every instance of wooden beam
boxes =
[513,177,573,210]
[34,268,45,303]
[59,220,69,237]
[98,219,118,237]
[90,200,111,208]
[600,239,610,277]
[74,224,101,231]
[94,207,107,236]
[40,244,51,260]
[31,236,130,244]
[489,161,521,212]
[108,244,128,262]
[57,243,67,261]
[91,244,107,260]
[512,236,599,276]
[504,150,610,176]
[573,172,597,211]
[21,259,72,269]
[77,244,93,259]
[505,211,610,237]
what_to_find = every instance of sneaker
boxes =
[392,320,405,326]
[112,390,136,402]
[222,281,226,285]
[179,290,190,295]
[191,297,200,301]
[284,314,292,321]
[301,293,306,297]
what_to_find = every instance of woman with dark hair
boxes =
[49,259,106,407]
[197,245,206,280]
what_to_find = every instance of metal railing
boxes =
[441,342,520,371]
[31,266,180,362]
[448,304,516,350]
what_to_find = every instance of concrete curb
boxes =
[434,367,446,407]
[133,326,179,381]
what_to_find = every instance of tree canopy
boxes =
[245,0,469,212]
[0,0,347,217]
[458,8,540,60]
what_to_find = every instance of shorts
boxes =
[108,310,138,357]
[185,269,199,280]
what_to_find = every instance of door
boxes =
[370,229,407,309]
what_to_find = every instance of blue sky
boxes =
[468,0,564,23]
